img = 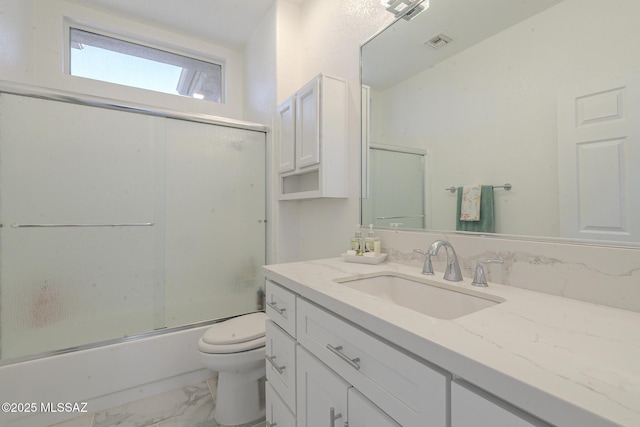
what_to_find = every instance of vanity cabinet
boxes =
[277,74,348,200]
[265,280,449,427]
[297,298,449,426]
[297,346,400,427]
[265,281,297,427]
[451,380,549,427]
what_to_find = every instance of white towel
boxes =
[460,185,482,221]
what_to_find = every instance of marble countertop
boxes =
[262,257,640,427]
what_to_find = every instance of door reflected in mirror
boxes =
[361,0,640,246]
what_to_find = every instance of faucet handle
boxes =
[472,259,504,287]
[413,249,434,275]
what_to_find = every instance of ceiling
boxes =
[66,0,284,49]
[362,0,564,89]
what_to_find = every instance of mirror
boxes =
[361,0,640,246]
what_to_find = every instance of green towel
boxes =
[456,185,495,233]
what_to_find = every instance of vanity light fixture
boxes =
[380,0,428,21]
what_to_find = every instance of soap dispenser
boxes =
[350,224,364,255]
[364,224,381,256]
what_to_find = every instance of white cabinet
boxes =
[266,281,449,427]
[348,388,401,427]
[297,346,349,427]
[266,382,296,427]
[265,282,298,427]
[297,346,399,427]
[265,320,296,413]
[451,381,550,427]
[277,97,296,173]
[297,298,449,426]
[277,74,348,200]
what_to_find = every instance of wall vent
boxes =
[425,33,452,49]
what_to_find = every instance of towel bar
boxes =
[445,183,511,193]
[8,222,154,228]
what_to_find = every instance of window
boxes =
[69,28,224,103]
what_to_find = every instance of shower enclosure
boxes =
[0,90,266,363]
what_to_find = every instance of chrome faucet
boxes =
[471,259,504,287]
[415,240,462,282]
[413,248,434,275]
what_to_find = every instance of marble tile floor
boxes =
[49,376,266,427]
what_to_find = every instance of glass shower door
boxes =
[163,119,266,327]
[0,93,266,362]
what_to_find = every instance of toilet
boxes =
[198,312,267,426]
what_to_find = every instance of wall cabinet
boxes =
[277,74,348,200]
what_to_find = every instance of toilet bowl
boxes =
[198,312,267,426]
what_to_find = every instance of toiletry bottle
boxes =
[350,224,363,255]
[364,224,381,256]
[257,287,265,310]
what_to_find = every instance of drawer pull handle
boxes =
[267,301,286,315]
[265,354,286,374]
[330,407,342,427]
[326,344,361,370]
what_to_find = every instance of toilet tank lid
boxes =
[201,312,267,345]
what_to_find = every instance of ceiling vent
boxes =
[425,33,452,49]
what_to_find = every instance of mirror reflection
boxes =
[361,0,640,245]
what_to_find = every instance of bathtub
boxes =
[0,324,214,427]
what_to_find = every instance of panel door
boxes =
[348,388,401,427]
[297,346,349,427]
[295,78,321,169]
[266,382,296,427]
[558,73,640,242]
[278,96,296,173]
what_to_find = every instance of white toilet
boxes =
[198,312,267,426]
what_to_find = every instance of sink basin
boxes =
[334,272,505,320]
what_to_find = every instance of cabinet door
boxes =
[348,388,401,427]
[266,382,296,427]
[278,97,296,173]
[297,346,349,427]
[452,382,547,427]
[295,78,321,169]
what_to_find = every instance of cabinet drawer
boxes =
[265,320,296,413]
[297,298,449,427]
[266,381,296,427]
[266,280,296,337]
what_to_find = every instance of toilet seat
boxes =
[198,312,267,354]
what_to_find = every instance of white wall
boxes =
[372,0,640,237]
[0,0,246,120]
[270,0,392,262]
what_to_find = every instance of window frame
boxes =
[63,20,226,103]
